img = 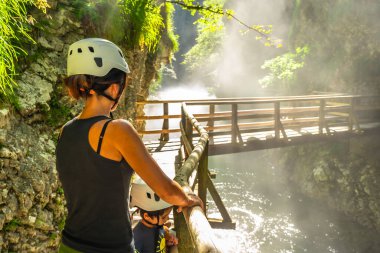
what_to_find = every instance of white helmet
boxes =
[130,177,171,212]
[67,38,130,77]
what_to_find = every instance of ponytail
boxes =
[64,68,126,100]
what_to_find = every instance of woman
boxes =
[56,38,202,253]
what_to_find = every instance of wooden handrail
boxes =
[174,103,222,253]
[136,93,351,104]
[137,94,377,105]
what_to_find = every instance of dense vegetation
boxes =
[0,0,48,102]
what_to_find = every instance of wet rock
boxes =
[17,73,53,116]
[313,166,328,182]
[0,148,17,160]
[35,210,54,231]
[0,109,10,129]
[6,232,20,244]
[284,138,380,232]
[0,214,5,230]
[38,37,54,49]
[32,179,46,193]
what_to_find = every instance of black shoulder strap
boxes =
[97,119,113,154]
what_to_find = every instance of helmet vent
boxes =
[118,51,123,57]
[154,194,160,202]
[88,46,94,53]
[69,50,73,55]
[94,57,103,67]
[77,48,82,53]
[146,192,151,199]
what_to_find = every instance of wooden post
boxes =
[159,102,169,141]
[231,104,238,144]
[319,99,326,135]
[198,140,209,214]
[349,97,354,132]
[208,104,215,144]
[174,210,195,253]
[274,101,281,139]
[349,97,361,131]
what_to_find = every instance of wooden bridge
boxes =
[136,94,380,253]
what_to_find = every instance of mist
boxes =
[214,0,291,97]
[163,0,379,97]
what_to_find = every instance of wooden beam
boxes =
[319,99,326,135]
[231,104,238,144]
[207,174,233,223]
[274,101,281,139]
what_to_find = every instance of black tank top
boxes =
[56,116,135,253]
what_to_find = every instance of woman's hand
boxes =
[176,193,204,213]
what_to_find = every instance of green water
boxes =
[207,149,380,253]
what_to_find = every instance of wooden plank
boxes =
[231,104,238,144]
[136,114,181,120]
[208,127,380,155]
[138,128,181,135]
[208,218,236,229]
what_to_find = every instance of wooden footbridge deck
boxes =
[136,94,380,253]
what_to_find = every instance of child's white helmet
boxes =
[67,38,130,77]
[130,177,171,212]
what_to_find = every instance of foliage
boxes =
[183,23,224,72]
[45,85,72,129]
[168,0,277,45]
[0,0,48,102]
[122,0,164,52]
[163,2,179,53]
[58,217,66,231]
[4,219,21,231]
[149,67,163,95]
[70,0,123,43]
[182,0,225,74]
[259,46,310,92]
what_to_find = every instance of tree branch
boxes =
[166,0,271,38]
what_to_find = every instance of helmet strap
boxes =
[97,79,125,110]
[142,213,163,229]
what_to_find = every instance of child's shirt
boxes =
[133,222,166,253]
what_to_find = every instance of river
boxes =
[207,150,380,253]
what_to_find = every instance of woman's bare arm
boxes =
[109,119,202,209]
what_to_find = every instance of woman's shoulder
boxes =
[109,119,136,133]
[106,119,141,143]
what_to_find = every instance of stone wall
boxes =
[281,135,380,232]
[0,1,159,251]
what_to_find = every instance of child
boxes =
[131,177,178,253]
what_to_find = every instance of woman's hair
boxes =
[64,68,126,99]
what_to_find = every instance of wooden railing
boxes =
[173,102,222,253]
[137,95,380,143]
